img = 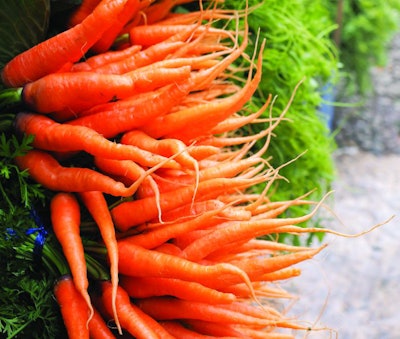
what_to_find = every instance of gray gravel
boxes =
[281,32,400,339]
[285,149,400,339]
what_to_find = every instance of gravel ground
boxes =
[282,150,400,339]
[278,31,400,339]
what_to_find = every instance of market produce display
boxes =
[0,0,343,338]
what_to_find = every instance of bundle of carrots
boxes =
[3,0,339,337]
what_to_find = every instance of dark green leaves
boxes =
[0,0,51,75]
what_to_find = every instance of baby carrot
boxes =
[100,281,176,339]
[1,0,128,87]
[15,113,180,169]
[68,0,102,27]
[22,65,191,114]
[14,149,160,197]
[54,275,90,339]
[78,191,121,334]
[91,0,141,54]
[120,275,236,304]
[50,193,94,326]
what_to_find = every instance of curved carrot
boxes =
[67,81,191,137]
[120,275,236,304]
[100,281,176,339]
[111,174,267,231]
[68,0,102,27]
[78,191,121,335]
[70,44,142,72]
[22,65,191,114]
[14,149,160,197]
[91,0,141,54]
[15,113,180,169]
[54,275,90,339]
[1,0,128,87]
[89,307,116,339]
[129,24,233,47]
[136,296,275,327]
[50,193,94,326]
[116,241,256,297]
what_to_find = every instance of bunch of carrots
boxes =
[2,0,342,338]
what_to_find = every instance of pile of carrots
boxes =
[3,0,336,338]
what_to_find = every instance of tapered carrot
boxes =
[100,281,176,339]
[129,22,234,46]
[111,174,268,231]
[91,0,141,54]
[139,0,194,25]
[89,307,116,339]
[116,242,256,296]
[15,113,180,169]
[1,0,128,87]
[22,65,191,114]
[229,245,327,282]
[78,191,121,334]
[68,0,102,27]
[14,149,166,197]
[54,275,90,339]
[70,44,142,72]
[181,200,325,262]
[160,320,237,339]
[136,296,276,327]
[50,193,94,326]
[120,275,236,304]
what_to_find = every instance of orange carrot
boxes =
[136,296,275,327]
[100,281,176,339]
[14,149,163,197]
[15,113,180,169]
[88,307,116,339]
[68,0,102,27]
[70,44,142,72]
[78,191,121,334]
[120,275,236,304]
[50,193,94,325]
[1,0,128,87]
[53,275,90,339]
[22,65,191,114]
[116,242,256,295]
[111,174,268,231]
[91,0,141,53]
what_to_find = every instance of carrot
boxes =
[15,113,180,169]
[53,275,90,339]
[1,0,128,87]
[120,275,236,304]
[120,129,199,173]
[121,206,228,249]
[89,307,116,339]
[139,0,194,25]
[100,281,176,339]
[181,200,326,262]
[78,191,121,334]
[68,0,102,27]
[229,245,327,282]
[111,174,268,231]
[70,44,142,72]
[14,149,164,197]
[129,24,234,47]
[22,65,191,114]
[65,80,189,134]
[116,242,256,295]
[91,0,141,54]
[160,320,238,339]
[93,40,186,74]
[136,296,276,327]
[50,193,94,326]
